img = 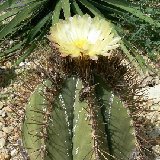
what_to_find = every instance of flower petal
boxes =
[49,14,120,60]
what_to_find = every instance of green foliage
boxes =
[0,0,159,65]
[113,0,160,61]
[61,0,71,19]
[79,0,104,17]
[0,1,43,39]
[0,0,51,63]
[71,0,83,16]
[52,0,62,24]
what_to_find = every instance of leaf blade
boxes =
[78,0,104,17]
[100,0,160,27]
[71,0,83,16]
[26,12,52,43]
[0,0,17,12]
[0,1,46,40]
[52,0,62,25]
[61,0,71,19]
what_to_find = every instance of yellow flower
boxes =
[49,15,120,60]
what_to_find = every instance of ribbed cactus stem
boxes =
[87,88,110,160]
[45,77,77,160]
[22,80,52,160]
[72,79,95,159]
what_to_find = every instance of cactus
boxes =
[22,45,155,160]
[95,82,136,159]
[22,76,137,160]
[22,80,52,160]
[72,79,96,159]
[44,77,76,160]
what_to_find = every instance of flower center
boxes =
[74,39,87,49]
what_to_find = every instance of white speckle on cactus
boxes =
[75,147,79,155]
[108,92,114,121]
[85,114,88,121]
[43,107,46,112]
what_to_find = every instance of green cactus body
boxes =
[108,96,136,159]
[22,80,52,160]
[96,80,136,160]
[22,77,137,160]
[45,77,77,160]
[72,79,95,159]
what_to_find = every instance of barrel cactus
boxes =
[21,15,158,160]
